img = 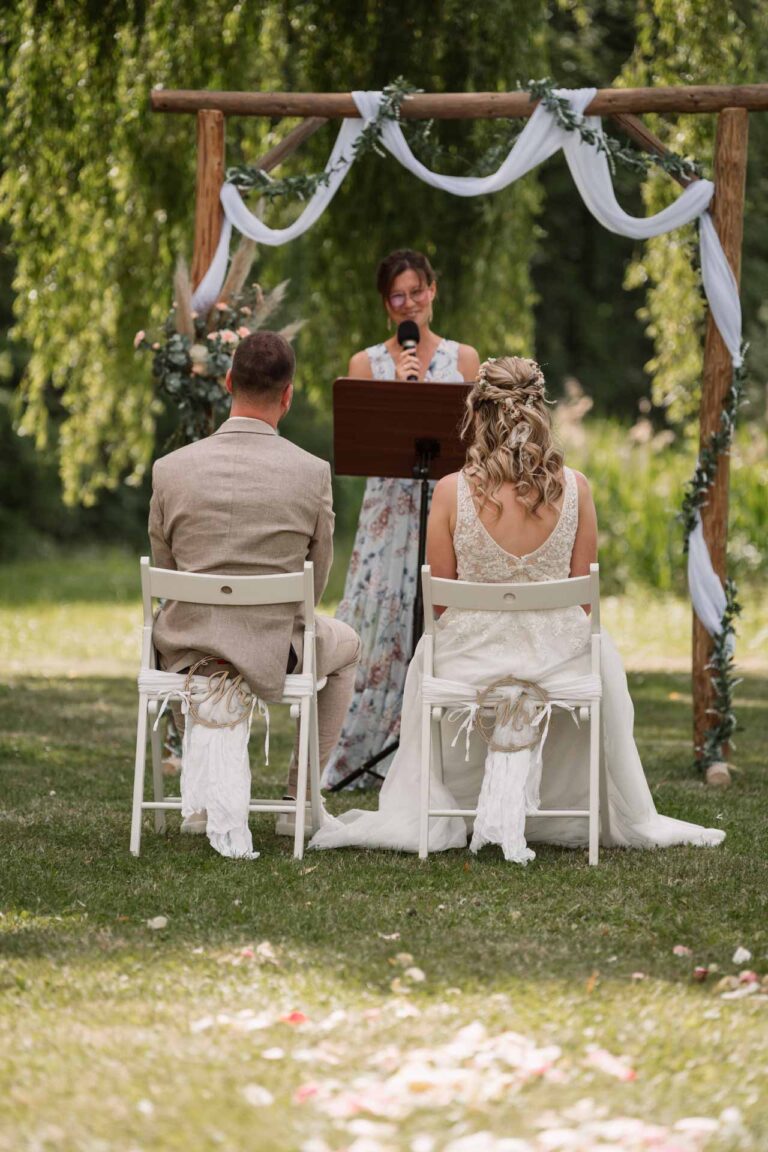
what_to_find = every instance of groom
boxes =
[149,330,361,800]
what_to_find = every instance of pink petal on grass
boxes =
[585,1047,637,1081]
[673,944,692,957]
[281,1011,310,1025]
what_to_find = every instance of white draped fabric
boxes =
[190,87,742,651]
[422,668,602,862]
[139,669,266,859]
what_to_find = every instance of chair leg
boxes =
[293,697,311,861]
[308,693,323,831]
[418,705,432,859]
[149,703,166,834]
[130,696,149,857]
[588,700,601,866]
[431,713,444,784]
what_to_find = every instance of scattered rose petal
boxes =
[146,916,168,930]
[585,1047,636,1081]
[241,1084,274,1108]
[404,967,426,984]
[378,933,401,941]
[261,1047,285,1060]
[693,966,709,983]
[133,330,145,348]
[190,1015,214,1034]
[281,1011,310,1025]
[255,940,279,965]
[393,953,414,967]
[672,944,692,957]
[721,983,759,1001]
[631,972,645,982]
[732,946,752,964]
[136,1099,154,1116]
[295,1082,321,1103]
[738,969,759,984]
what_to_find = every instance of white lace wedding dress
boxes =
[310,467,726,856]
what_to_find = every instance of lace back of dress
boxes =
[455,468,578,584]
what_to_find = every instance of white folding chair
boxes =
[130,558,325,861]
[419,562,603,864]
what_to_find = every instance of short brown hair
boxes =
[230,331,295,399]
[376,248,436,299]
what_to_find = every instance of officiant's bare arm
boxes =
[569,471,598,610]
[347,351,374,379]
[426,474,459,613]
[458,344,481,382]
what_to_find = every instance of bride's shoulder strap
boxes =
[455,469,474,527]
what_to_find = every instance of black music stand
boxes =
[329,376,471,791]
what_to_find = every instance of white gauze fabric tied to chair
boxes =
[422,665,602,864]
[138,667,271,860]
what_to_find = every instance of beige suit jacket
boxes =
[148,416,334,701]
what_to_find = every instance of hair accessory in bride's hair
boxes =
[476,357,496,390]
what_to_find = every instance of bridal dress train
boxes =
[310,467,726,857]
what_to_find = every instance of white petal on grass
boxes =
[732,946,752,964]
[241,1084,274,1108]
[146,916,168,930]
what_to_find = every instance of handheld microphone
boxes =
[397,320,420,382]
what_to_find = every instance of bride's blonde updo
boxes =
[460,356,564,516]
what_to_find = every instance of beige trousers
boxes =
[286,615,361,794]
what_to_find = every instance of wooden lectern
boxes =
[330,376,472,789]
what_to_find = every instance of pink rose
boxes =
[133,330,145,348]
[237,326,250,339]
[218,329,239,344]
[215,301,229,311]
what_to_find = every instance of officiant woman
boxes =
[321,248,480,790]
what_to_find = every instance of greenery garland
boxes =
[226,77,701,197]
[679,355,747,770]
[523,79,702,182]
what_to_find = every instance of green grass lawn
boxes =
[1,549,767,1152]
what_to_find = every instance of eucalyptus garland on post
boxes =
[680,354,747,772]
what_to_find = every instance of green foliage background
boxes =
[0,0,766,577]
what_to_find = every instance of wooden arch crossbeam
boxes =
[151,83,768,767]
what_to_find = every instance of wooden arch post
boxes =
[153,84,768,775]
[693,107,748,772]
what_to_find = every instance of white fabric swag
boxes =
[422,668,602,863]
[139,668,273,860]
[191,87,742,649]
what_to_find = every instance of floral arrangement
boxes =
[135,239,302,444]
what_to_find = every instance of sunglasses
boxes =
[387,286,431,310]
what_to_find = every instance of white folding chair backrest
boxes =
[141,558,315,621]
[423,564,600,631]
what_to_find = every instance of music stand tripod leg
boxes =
[328,441,437,793]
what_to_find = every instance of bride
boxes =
[310,357,725,859]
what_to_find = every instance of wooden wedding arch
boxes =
[151,83,768,769]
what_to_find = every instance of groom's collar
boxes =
[215,416,278,436]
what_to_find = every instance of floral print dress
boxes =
[321,339,464,789]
